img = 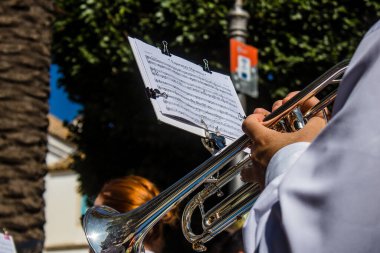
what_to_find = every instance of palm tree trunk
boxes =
[0,0,52,252]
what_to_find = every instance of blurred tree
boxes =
[246,0,380,97]
[0,0,52,252]
[52,0,380,198]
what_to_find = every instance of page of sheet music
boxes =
[129,37,246,140]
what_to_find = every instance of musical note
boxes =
[131,37,245,139]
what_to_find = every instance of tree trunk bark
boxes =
[0,0,52,252]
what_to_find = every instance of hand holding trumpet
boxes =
[240,92,328,185]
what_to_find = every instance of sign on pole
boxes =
[230,38,259,98]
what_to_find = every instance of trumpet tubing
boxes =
[83,60,349,253]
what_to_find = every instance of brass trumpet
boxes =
[83,60,349,253]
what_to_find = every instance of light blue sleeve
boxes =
[243,142,309,253]
[265,142,310,185]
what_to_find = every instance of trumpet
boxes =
[83,60,349,253]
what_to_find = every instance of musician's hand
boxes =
[272,91,327,119]
[240,108,269,186]
[241,92,327,180]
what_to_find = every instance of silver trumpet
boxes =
[83,60,349,253]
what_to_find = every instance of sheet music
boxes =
[129,37,245,140]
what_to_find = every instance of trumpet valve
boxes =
[272,107,306,132]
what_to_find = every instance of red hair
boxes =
[97,175,177,231]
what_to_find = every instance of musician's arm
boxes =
[265,142,310,185]
[242,142,309,253]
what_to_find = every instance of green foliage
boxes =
[245,0,380,96]
[52,0,380,198]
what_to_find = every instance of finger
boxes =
[272,100,283,112]
[251,112,266,122]
[253,108,271,119]
[282,91,320,112]
[282,91,300,104]
[242,114,272,141]
[282,91,327,117]
[302,96,320,110]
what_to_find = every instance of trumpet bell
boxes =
[83,206,141,253]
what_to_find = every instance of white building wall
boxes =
[44,133,89,253]
[44,171,88,247]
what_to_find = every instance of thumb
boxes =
[242,114,273,141]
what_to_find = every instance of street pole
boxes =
[228,0,250,42]
[228,0,250,192]
[228,0,250,112]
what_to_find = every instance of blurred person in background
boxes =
[94,175,178,253]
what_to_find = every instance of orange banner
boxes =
[230,38,258,74]
[230,39,259,98]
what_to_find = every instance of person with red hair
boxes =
[94,175,178,253]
